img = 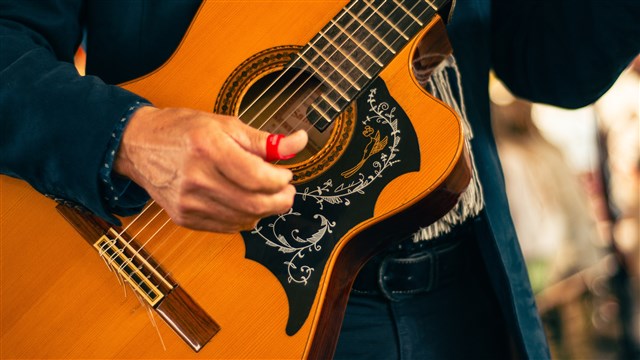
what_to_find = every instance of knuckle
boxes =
[243,197,268,215]
[238,167,263,191]
[171,212,189,228]
[245,219,261,230]
[185,132,209,157]
[279,186,296,209]
[180,175,204,193]
[175,201,191,218]
[281,195,295,211]
[239,218,261,232]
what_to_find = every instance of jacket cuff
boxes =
[98,101,151,224]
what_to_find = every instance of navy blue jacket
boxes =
[2,1,639,358]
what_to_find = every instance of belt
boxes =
[351,222,474,301]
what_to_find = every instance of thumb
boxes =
[225,116,308,161]
[243,127,309,162]
[266,130,309,162]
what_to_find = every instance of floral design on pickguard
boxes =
[252,210,336,285]
[252,87,402,286]
[299,88,402,209]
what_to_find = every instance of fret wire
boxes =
[249,0,439,139]
[319,91,343,112]
[268,1,408,133]
[309,102,334,123]
[363,0,409,41]
[301,0,388,104]
[244,0,400,128]
[300,0,428,107]
[304,0,432,98]
[317,30,374,80]
[264,0,432,135]
[300,109,330,139]
[330,19,384,67]
[343,7,396,54]
[297,54,353,101]
[242,0,380,129]
[239,0,362,125]
[308,42,362,91]
[424,0,439,12]
[392,0,423,26]
[278,1,436,135]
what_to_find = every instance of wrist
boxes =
[113,105,157,181]
[98,101,153,213]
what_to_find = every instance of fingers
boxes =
[263,130,309,162]
[211,135,294,194]
[277,130,309,160]
[214,121,307,193]
[163,158,296,232]
[117,107,308,233]
[171,187,296,233]
[229,120,308,162]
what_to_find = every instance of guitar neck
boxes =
[289,0,450,126]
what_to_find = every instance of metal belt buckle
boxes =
[377,251,436,302]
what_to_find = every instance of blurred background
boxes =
[491,56,639,360]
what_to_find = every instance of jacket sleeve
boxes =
[491,0,640,109]
[0,0,149,222]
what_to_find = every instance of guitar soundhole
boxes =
[238,69,334,164]
[214,46,356,182]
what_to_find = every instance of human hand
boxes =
[113,106,308,233]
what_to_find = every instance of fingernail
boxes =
[279,153,296,160]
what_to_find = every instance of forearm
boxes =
[0,0,149,221]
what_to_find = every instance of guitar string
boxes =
[241,0,429,131]
[264,1,435,140]
[266,1,437,166]
[112,208,169,276]
[120,0,426,236]
[249,0,388,132]
[241,0,396,132]
[237,0,359,124]
[113,206,165,267]
[99,200,156,259]
[244,0,431,138]
[108,1,438,288]
[137,212,186,284]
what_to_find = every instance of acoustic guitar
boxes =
[1,0,471,358]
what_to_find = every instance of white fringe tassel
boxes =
[413,55,485,242]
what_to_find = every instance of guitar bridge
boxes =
[57,204,220,352]
[94,229,170,307]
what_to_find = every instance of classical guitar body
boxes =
[1,1,470,359]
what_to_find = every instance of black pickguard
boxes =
[241,77,420,335]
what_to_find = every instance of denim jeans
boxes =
[334,229,511,359]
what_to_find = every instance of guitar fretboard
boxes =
[290,0,448,130]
